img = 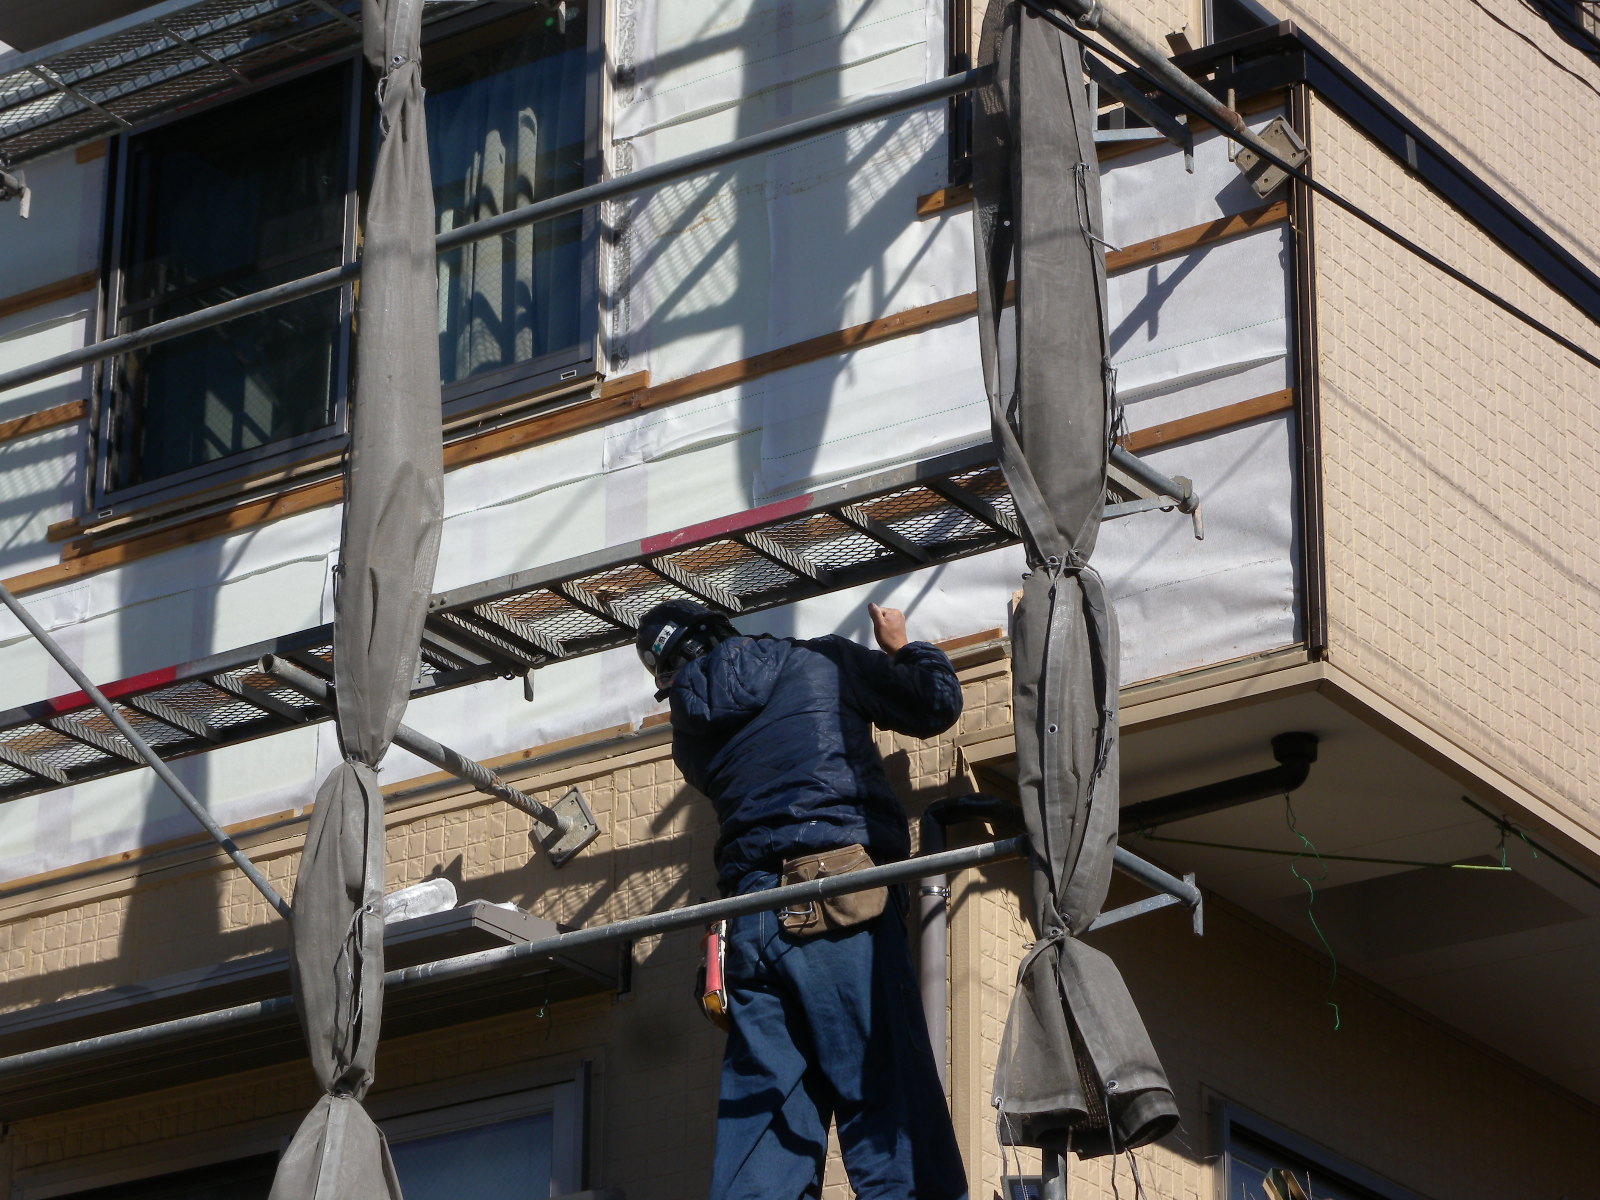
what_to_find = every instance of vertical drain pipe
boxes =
[919,818,954,1091]
[918,795,1025,1092]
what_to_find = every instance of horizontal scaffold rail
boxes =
[0,835,1202,1103]
[0,443,1197,806]
[0,65,990,396]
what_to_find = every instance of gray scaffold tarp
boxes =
[972,0,1179,1158]
[270,0,444,1196]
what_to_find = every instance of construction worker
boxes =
[637,598,969,1200]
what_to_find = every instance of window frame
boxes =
[89,0,606,518]
[14,1065,592,1200]
[1202,0,1277,45]
[380,1078,588,1198]
[94,53,365,513]
[1214,1101,1431,1200]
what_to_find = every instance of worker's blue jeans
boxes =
[710,873,969,1200]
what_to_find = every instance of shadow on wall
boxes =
[613,0,952,525]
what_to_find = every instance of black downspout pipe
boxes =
[1118,732,1318,835]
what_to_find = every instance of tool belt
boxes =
[777,843,887,937]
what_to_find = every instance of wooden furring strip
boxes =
[0,400,88,444]
[0,273,96,323]
[1106,200,1288,274]
[1120,388,1295,453]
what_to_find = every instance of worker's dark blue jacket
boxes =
[668,634,963,894]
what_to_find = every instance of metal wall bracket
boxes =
[1233,115,1310,199]
[538,786,601,867]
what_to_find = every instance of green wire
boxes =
[1283,794,1341,1031]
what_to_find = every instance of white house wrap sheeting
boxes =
[0,2,1299,882]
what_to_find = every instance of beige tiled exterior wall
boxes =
[1061,883,1600,1200]
[1276,0,1600,275]
[1308,95,1600,833]
[2,648,1596,1198]
[1042,0,1600,274]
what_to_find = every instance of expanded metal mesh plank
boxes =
[85,705,191,753]
[149,679,261,731]
[0,725,117,775]
[680,539,801,598]
[213,666,322,716]
[0,0,496,164]
[856,485,1000,548]
[760,511,895,573]
[483,590,615,647]
[0,448,1065,805]
[567,563,668,627]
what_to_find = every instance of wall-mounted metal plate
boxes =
[1233,115,1309,199]
[538,785,601,866]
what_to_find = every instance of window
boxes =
[37,1081,585,1200]
[99,5,596,507]
[1205,0,1275,44]
[383,1082,586,1199]
[1220,1108,1425,1200]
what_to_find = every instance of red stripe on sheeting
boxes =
[641,493,816,555]
[37,665,181,717]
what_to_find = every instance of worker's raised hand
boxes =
[868,602,909,656]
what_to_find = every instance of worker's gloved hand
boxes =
[868,602,909,656]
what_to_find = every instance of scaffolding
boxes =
[0,0,1306,1160]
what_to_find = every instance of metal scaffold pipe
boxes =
[0,835,1205,1079]
[1025,0,1249,134]
[0,584,291,920]
[259,655,569,836]
[0,67,990,398]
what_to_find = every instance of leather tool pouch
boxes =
[778,844,887,937]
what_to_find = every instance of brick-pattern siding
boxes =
[1100,0,1600,273]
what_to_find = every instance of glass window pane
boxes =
[116,290,343,487]
[112,68,348,489]
[425,11,588,386]
[1229,1130,1390,1200]
[390,1110,555,1200]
